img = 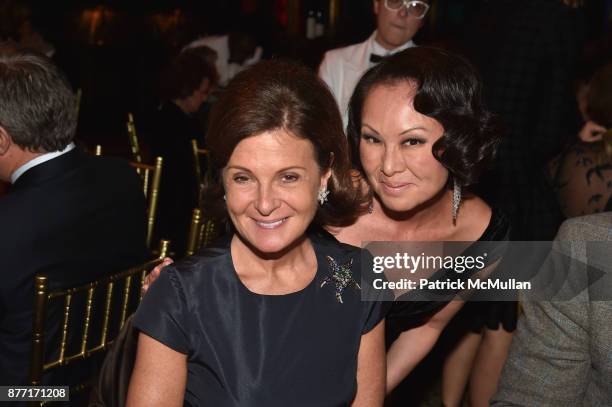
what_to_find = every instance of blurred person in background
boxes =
[549,62,612,218]
[181,45,220,138]
[150,50,217,255]
[319,0,431,127]
[183,18,262,87]
[0,2,54,57]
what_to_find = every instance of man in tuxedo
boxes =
[0,43,147,386]
[319,0,430,127]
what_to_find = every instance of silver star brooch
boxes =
[321,256,361,303]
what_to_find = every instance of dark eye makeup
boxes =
[361,133,427,146]
[361,133,381,144]
[402,137,426,146]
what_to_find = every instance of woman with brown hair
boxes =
[127,60,387,406]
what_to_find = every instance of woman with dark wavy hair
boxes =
[336,47,512,406]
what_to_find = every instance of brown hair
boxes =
[159,51,217,101]
[583,63,612,165]
[181,45,219,87]
[205,59,366,227]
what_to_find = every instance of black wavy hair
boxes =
[347,46,501,187]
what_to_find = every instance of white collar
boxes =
[370,30,415,58]
[10,143,76,184]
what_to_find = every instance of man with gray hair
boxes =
[0,43,147,386]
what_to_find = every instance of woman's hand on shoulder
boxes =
[141,257,174,296]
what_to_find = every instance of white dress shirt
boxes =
[10,142,76,184]
[319,31,415,129]
[183,35,263,87]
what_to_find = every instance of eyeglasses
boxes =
[384,0,430,19]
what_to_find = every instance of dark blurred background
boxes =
[1,0,609,154]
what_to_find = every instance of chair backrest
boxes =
[30,240,170,399]
[127,113,143,163]
[75,88,82,118]
[191,139,211,206]
[186,208,217,256]
[130,157,163,248]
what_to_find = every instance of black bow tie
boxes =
[370,53,388,63]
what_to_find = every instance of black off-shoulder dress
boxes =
[385,207,514,346]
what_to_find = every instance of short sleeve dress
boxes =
[133,230,388,407]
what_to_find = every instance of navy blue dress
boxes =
[133,230,388,406]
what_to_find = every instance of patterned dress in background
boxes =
[549,142,612,218]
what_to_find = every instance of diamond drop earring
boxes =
[367,201,374,214]
[317,187,330,206]
[452,178,462,225]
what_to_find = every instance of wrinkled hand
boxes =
[141,257,174,295]
[578,121,607,143]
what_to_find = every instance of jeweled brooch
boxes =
[321,256,361,303]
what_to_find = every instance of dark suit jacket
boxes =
[0,148,147,386]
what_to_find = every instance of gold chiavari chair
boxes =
[191,139,211,205]
[29,240,170,405]
[129,157,163,249]
[75,88,82,118]
[127,113,143,163]
[185,208,217,256]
